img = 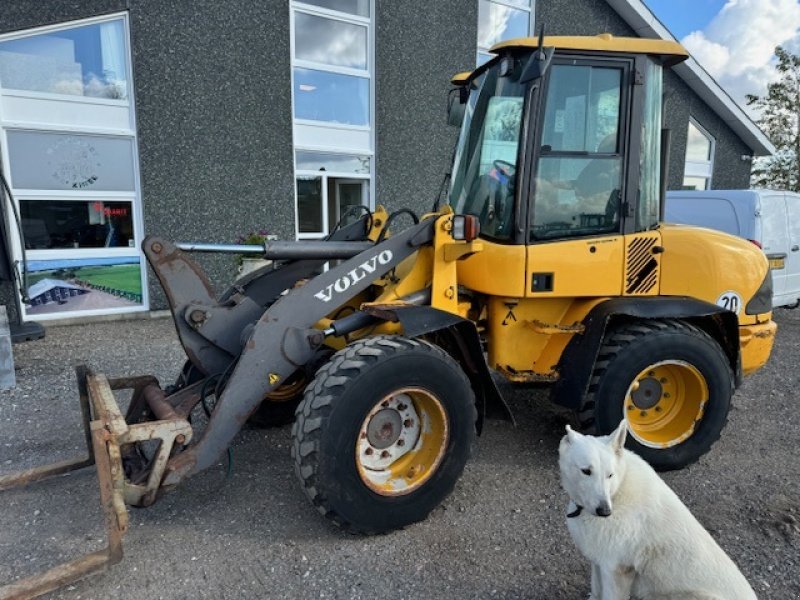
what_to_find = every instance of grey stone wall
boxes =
[663,70,752,190]
[374,0,477,217]
[129,0,296,308]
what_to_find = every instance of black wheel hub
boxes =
[631,377,663,410]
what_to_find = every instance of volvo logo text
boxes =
[314,250,393,302]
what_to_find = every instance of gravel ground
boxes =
[1,311,799,599]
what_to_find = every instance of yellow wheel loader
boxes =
[0,32,777,598]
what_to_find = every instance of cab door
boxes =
[525,57,633,298]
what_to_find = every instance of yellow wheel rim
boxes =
[355,387,448,496]
[624,360,709,449]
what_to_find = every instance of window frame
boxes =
[0,12,148,321]
[290,2,371,129]
[683,117,715,190]
[290,0,375,240]
[525,54,635,244]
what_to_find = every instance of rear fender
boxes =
[385,305,514,433]
[551,297,740,411]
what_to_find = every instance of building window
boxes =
[477,0,534,65]
[682,119,715,190]
[0,13,147,320]
[291,0,374,238]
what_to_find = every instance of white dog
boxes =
[558,421,757,600]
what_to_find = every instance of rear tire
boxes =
[578,320,733,471]
[292,335,476,534]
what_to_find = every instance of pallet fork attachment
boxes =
[0,365,190,600]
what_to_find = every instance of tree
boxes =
[747,47,800,191]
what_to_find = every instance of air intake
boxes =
[625,236,659,295]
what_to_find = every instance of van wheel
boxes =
[292,336,476,534]
[578,320,733,471]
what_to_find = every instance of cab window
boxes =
[531,63,625,241]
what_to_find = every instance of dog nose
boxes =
[595,505,611,517]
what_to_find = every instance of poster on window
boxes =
[24,256,143,316]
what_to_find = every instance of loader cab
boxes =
[448,34,688,297]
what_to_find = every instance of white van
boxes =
[665,189,800,309]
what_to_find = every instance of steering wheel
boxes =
[493,159,516,178]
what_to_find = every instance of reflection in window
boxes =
[541,65,622,153]
[294,12,367,69]
[293,68,369,125]
[683,120,714,190]
[297,177,324,233]
[300,0,370,17]
[477,0,530,49]
[21,199,134,249]
[0,19,127,99]
[533,157,622,239]
[295,150,370,173]
[686,121,712,162]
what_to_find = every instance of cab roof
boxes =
[451,33,688,85]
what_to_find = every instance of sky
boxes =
[645,0,800,119]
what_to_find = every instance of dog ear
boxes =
[565,424,579,444]
[610,420,627,455]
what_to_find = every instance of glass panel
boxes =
[682,176,709,191]
[297,176,324,233]
[299,0,370,17]
[293,68,369,125]
[541,65,623,153]
[25,257,143,315]
[295,12,367,70]
[637,61,663,231]
[21,199,134,249]
[335,181,366,227]
[686,121,712,162]
[504,0,532,7]
[477,0,530,49]
[0,20,128,99]
[477,51,494,66]
[7,130,135,191]
[449,60,526,241]
[532,156,623,240]
[296,151,370,173]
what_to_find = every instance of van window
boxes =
[665,197,740,237]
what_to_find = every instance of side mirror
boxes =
[447,87,467,128]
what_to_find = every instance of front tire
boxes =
[579,320,734,471]
[291,335,476,534]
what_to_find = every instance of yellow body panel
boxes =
[457,239,527,297]
[739,320,777,376]
[659,224,770,324]
[486,296,604,377]
[354,212,774,385]
[525,236,624,298]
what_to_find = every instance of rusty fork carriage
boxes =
[0,365,199,600]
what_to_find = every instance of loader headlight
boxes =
[452,215,480,242]
[745,270,773,315]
